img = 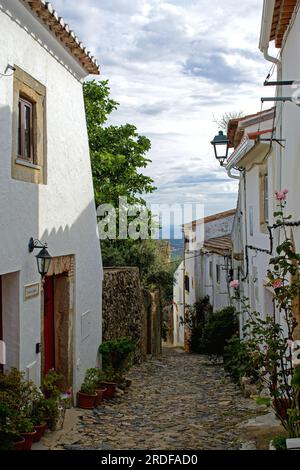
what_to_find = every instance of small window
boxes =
[249,206,254,236]
[259,167,269,231]
[184,274,190,293]
[18,97,34,162]
[264,173,269,223]
[209,261,213,279]
[216,265,220,284]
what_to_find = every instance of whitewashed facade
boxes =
[173,210,235,347]
[257,0,300,338]
[226,109,276,331]
[0,0,102,394]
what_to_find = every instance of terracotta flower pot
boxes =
[77,391,97,409]
[95,388,107,406]
[21,430,37,450]
[12,436,25,451]
[33,423,47,442]
[100,382,117,399]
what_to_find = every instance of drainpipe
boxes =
[259,0,280,66]
[226,167,240,180]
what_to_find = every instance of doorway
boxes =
[42,265,74,391]
[43,276,55,374]
[0,277,3,373]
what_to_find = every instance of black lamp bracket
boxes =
[28,238,48,253]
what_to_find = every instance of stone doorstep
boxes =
[32,408,84,451]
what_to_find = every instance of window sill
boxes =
[15,158,41,171]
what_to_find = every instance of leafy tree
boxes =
[83,80,156,207]
[83,80,174,300]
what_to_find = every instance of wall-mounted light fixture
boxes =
[210,131,230,166]
[28,238,52,278]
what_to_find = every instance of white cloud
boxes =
[52,0,273,217]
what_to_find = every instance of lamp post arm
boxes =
[28,237,48,253]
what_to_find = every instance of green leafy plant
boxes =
[42,369,62,399]
[223,335,259,384]
[272,435,287,450]
[201,306,238,357]
[99,338,135,382]
[181,297,213,353]
[31,398,47,426]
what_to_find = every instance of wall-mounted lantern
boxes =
[28,238,52,278]
[210,131,230,166]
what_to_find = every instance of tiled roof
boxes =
[270,0,297,48]
[23,0,100,74]
[227,108,275,149]
[184,209,236,230]
[203,235,232,255]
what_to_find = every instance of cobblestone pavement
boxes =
[46,348,268,450]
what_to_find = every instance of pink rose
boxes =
[275,190,288,201]
[282,189,289,195]
[230,280,239,289]
[273,279,283,289]
[275,191,286,201]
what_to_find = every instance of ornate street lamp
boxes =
[28,238,52,278]
[210,131,230,166]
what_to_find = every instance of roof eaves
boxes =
[23,0,100,75]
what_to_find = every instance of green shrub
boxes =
[223,334,258,383]
[272,435,287,450]
[183,297,213,353]
[201,306,238,356]
[99,338,135,379]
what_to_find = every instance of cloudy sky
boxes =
[54,0,274,220]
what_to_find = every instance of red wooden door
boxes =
[0,277,3,373]
[44,276,55,375]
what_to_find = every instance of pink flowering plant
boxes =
[236,191,300,436]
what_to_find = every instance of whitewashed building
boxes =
[257,0,300,338]
[173,210,235,347]
[226,108,276,332]
[0,0,102,395]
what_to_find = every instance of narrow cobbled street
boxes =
[41,348,272,451]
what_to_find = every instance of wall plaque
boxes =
[24,282,40,300]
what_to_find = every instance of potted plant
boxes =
[0,400,25,450]
[98,367,117,399]
[42,369,64,431]
[15,415,37,450]
[31,398,47,442]
[98,338,135,398]
[77,371,97,409]
[88,369,107,406]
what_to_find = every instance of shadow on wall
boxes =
[0,98,102,392]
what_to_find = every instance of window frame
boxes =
[18,96,34,163]
[259,165,269,232]
[216,264,221,284]
[184,274,190,293]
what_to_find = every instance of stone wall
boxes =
[143,289,162,356]
[102,268,162,363]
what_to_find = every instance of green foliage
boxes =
[183,297,213,353]
[201,306,238,356]
[83,80,156,208]
[223,335,259,384]
[254,396,271,407]
[83,80,174,300]
[101,238,176,302]
[272,435,287,450]
[99,338,135,380]
[42,369,62,400]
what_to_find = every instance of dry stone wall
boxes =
[102,267,162,363]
